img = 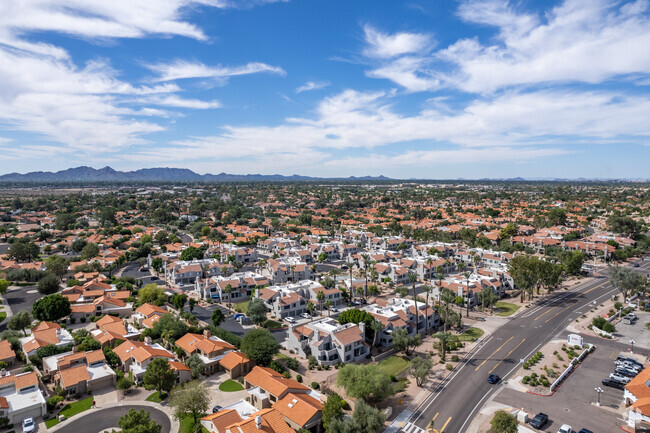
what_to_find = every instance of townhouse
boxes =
[219,351,254,380]
[365,297,440,344]
[113,338,177,383]
[43,350,116,394]
[175,330,236,375]
[197,272,269,302]
[90,314,141,347]
[0,371,46,425]
[267,259,312,284]
[132,303,168,327]
[286,318,369,365]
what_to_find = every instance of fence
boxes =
[550,344,594,391]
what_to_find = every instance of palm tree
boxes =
[463,271,472,318]
[362,254,371,298]
[441,287,455,333]
[223,283,233,308]
[371,319,385,347]
[325,300,333,316]
[317,290,326,316]
[422,284,433,334]
[408,272,419,333]
[306,300,315,319]
[288,264,295,282]
[434,331,452,362]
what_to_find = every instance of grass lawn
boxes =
[145,391,167,402]
[234,301,250,314]
[0,312,5,321]
[263,319,283,329]
[377,356,411,377]
[180,415,210,433]
[219,379,244,392]
[45,397,93,428]
[494,302,520,317]
[458,327,485,342]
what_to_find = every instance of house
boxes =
[220,351,254,379]
[175,331,236,375]
[201,403,297,433]
[132,303,167,326]
[365,297,440,345]
[113,338,175,383]
[244,366,320,411]
[169,361,192,384]
[198,272,269,302]
[90,315,141,347]
[20,322,73,359]
[286,318,369,365]
[43,349,116,393]
[258,288,307,320]
[624,365,650,431]
[0,371,46,424]
[0,340,16,367]
[273,392,323,432]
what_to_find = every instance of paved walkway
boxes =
[0,293,14,327]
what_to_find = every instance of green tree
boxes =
[211,309,225,327]
[247,298,268,325]
[32,294,71,322]
[118,408,161,433]
[138,284,167,306]
[336,364,393,402]
[410,355,433,387]
[169,381,210,427]
[116,376,134,396]
[499,223,518,241]
[609,265,647,301]
[392,327,421,356]
[170,293,188,312]
[80,242,100,260]
[488,410,518,433]
[322,392,345,431]
[240,329,279,366]
[8,311,32,336]
[152,314,188,342]
[188,298,196,312]
[508,255,538,301]
[38,273,60,295]
[434,332,452,362]
[327,400,386,433]
[71,238,87,253]
[45,255,68,280]
[151,257,163,273]
[0,279,9,295]
[185,354,205,378]
[337,308,374,327]
[370,319,385,347]
[143,358,176,394]
[179,246,204,261]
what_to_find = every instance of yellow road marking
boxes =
[489,338,527,374]
[609,350,617,360]
[440,417,452,433]
[545,304,574,323]
[535,281,607,321]
[475,336,514,371]
[534,308,554,321]
[581,281,607,295]
[432,413,439,422]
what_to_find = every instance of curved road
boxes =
[395,259,650,433]
[54,405,171,433]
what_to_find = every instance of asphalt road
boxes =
[53,404,171,433]
[0,284,42,331]
[399,259,650,433]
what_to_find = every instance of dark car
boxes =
[577,429,594,433]
[616,367,639,378]
[529,413,548,429]
[212,405,222,413]
[150,276,159,281]
[602,378,626,390]
[487,374,500,384]
[633,263,640,267]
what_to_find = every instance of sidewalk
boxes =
[0,294,14,327]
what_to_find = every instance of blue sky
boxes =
[1,0,649,179]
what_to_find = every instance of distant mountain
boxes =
[0,166,393,183]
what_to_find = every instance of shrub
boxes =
[602,322,615,333]
[308,355,318,369]
[592,317,607,330]
[69,317,76,324]
[282,371,290,379]
[296,374,302,383]
[46,396,63,411]
[389,375,397,383]
[451,355,459,362]
[446,363,453,371]
[80,317,86,323]
[311,382,319,390]
[284,357,300,372]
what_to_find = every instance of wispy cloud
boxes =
[362,24,433,59]
[295,80,330,93]
[146,60,286,82]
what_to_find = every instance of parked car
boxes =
[328,306,338,312]
[300,313,311,319]
[352,300,361,305]
[487,374,500,384]
[616,356,642,368]
[633,263,640,267]
[615,367,639,378]
[22,418,35,433]
[602,378,626,390]
[284,316,296,323]
[212,405,222,413]
[557,425,573,433]
[577,429,594,433]
[475,316,486,322]
[619,361,641,372]
[529,413,548,429]
[609,373,631,383]
[233,313,246,320]
[150,276,159,281]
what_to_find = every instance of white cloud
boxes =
[364,0,650,93]
[296,81,330,93]
[135,95,222,109]
[146,60,286,82]
[362,25,432,58]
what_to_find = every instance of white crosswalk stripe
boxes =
[401,421,428,433]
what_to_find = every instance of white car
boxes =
[284,316,296,323]
[300,313,311,320]
[557,425,573,433]
[22,417,36,433]
[328,306,338,312]
[609,373,631,383]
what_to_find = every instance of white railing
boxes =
[550,344,594,391]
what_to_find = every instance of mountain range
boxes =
[0,166,392,182]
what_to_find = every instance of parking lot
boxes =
[612,310,650,353]
[494,334,636,432]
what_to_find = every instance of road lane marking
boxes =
[440,417,452,432]
[489,338,527,374]
[475,336,514,371]
[432,413,439,422]
[581,281,608,295]
[534,308,554,321]
[545,304,574,323]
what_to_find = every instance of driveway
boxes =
[52,404,171,433]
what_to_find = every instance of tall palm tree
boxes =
[325,300,333,317]
[223,283,233,308]
[346,261,355,287]
[317,290,326,316]
[408,272,419,333]
[362,254,371,298]
[371,319,385,347]
[441,287,455,333]
[306,300,315,319]
[463,271,472,318]
[422,284,433,334]
[425,257,433,280]
[434,331,452,362]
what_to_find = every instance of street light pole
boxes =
[595,387,603,406]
